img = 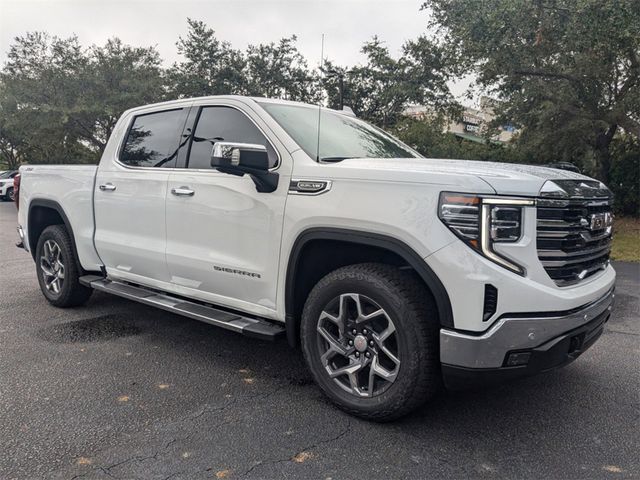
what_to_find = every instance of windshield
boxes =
[259,103,420,161]
[0,171,13,179]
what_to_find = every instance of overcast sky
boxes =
[0,0,473,103]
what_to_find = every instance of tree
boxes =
[169,21,319,102]
[393,115,528,163]
[169,19,245,98]
[244,36,320,102]
[423,0,640,182]
[75,38,166,151]
[0,32,94,165]
[0,32,165,166]
[0,84,27,169]
[323,36,458,127]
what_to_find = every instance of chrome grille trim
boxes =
[536,197,613,287]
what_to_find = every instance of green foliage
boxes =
[393,116,528,162]
[0,12,637,216]
[0,32,164,166]
[323,37,458,126]
[169,19,245,97]
[170,20,319,101]
[244,36,320,102]
[609,135,640,216]
[423,0,640,183]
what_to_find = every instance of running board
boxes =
[79,276,285,341]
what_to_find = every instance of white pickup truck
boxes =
[16,96,615,420]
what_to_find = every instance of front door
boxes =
[165,104,290,315]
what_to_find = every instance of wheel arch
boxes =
[27,199,83,272]
[284,227,453,347]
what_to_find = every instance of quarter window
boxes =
[120,109,187,168]
[188,107,277,169]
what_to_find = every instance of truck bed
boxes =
[18,165,103,271]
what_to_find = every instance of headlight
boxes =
[438,192,534,275]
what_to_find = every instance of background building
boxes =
[404,97,516,144]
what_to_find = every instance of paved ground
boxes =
[0,202,638,480]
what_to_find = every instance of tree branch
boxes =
[513,69,585,83]
[617,115,640,139]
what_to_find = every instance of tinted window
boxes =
[259,103,419,160]
[188,107,277,169]
[120,109,187,168]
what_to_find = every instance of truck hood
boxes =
[330,157,596,196]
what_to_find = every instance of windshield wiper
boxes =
[320,156,353,163]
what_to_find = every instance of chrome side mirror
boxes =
[210,141,278,193]
[211,142,269,172]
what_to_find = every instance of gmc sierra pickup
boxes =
[17,96,615,420]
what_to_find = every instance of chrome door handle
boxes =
[171,186,195,197]
[99,183,116,191]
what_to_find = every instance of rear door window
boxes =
[120,109,188,168]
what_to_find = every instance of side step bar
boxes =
[79,276,285,341]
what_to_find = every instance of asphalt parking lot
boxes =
[0,202,638,479]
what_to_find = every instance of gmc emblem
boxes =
[589,212,612,231]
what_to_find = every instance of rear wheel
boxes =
[35,225,93,307]
[300,263,441,421]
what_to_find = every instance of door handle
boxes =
[171,186,195,197]
[99,183,116,191]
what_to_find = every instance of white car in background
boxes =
[0,170,18,201]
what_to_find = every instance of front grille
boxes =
[537,198,612,286]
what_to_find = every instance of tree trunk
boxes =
[595,124,617,184]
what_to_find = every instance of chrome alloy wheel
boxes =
[316,293,401,398]
[40,239,65,295]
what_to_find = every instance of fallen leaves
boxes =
[602,465,623,473]
[215,469,232,478]
[158,384,170,390]
[76,457,92,465]
[292,451,315,463]
[116,395,129,402]
[242,378,255,385]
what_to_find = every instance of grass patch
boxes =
[611,217,640,262]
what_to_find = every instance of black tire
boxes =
[35,225,93,307]
[300,263,441,421]
[6,187,14,202]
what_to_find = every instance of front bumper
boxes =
[440,288,614,389]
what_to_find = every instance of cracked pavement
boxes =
[0,202,638,479]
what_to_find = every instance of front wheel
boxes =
[300,263,441,421]
[35,225,93,307]
[6,187,15,202]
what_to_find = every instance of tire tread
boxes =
[301,263,441,421]
[36,225,93,307]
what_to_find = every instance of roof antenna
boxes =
[315,33,325,162]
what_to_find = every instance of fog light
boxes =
[505,352,531,367]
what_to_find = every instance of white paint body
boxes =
[17,96,616,334]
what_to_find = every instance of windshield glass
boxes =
[0,171,13,179]
[259,103,419,161]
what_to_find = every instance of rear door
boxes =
[164,103,291,315]
[94,106,189,284]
